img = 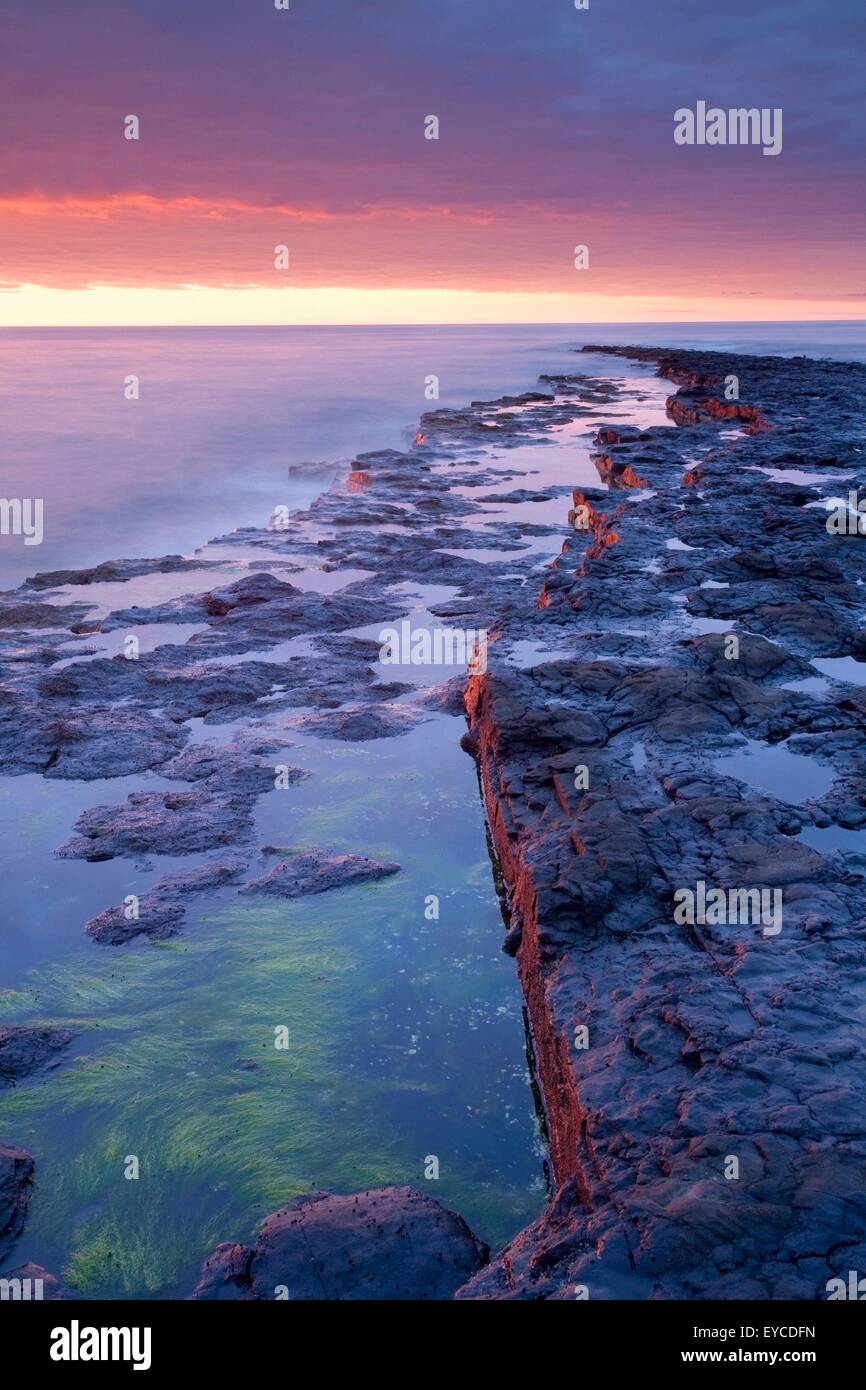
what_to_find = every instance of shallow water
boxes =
[2,715,548,1295]
[712,738,835,803]
[752,466,856,487]
[811,656,866,687]
[53,623,210,668]
[798,823,866,859]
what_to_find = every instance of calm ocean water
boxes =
[0,322,863,589]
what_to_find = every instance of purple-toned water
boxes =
[1,322,863,589]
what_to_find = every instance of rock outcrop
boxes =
[457,345,866,1299]
[0,1027,74,1086]
[193,1187,488,1300]
[0,1143,34,1263]
[239,851,400,899]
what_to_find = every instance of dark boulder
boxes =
[193,1187,488,1300]
[240,851,400,898]
[0,1144,34,1263]
[0,1027,74,1086]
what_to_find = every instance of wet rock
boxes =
[0,600,92,631]
[202,572,302,615]
[0,1027,74,1086]
[56,790,257,861]
[0,1143,33,1263]
[593,453,649,489]
[240,851,400,898]
[193,1187,488,1300]
[685,632,813,683]
[419,674,469,716]
[85,862,248,944]
[22,556,220,591]
[462,343,866,1298]
[100,572,391,659]
[159,742,306,796]
[47,711,187,780]
[284,705,427,742]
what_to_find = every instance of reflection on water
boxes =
[712,737,835,803]
[811,656,866,687]
[798,823,866,860]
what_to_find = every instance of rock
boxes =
[202,572,301,614]
[22,555,220,591]
[159,742,306,796]
[99,573,388,657]
[0,1027,74,1086]
[419,675,469,716]
[193,1187,488,1300]
[56,790,256,861]
[42,710,187,780]
[240,852,400,898]
[0,600,92,631]
[284,705,427,742]
[460,343,866,1298]
[0,1143,33,1263]
[685,631,812,683]
[85,862,248,944]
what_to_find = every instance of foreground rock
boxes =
[0,599,92,631]
[0,1027,74,1086]
[85,863,248,944]
[0,1144,33,1263]
[240,851,400,898]
[193,1187,488,1300]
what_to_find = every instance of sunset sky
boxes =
[1,0,863,325]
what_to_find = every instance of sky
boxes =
[0,0,863,325]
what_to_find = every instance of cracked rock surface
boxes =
[457,346,866,1299]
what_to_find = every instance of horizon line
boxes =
[1,317,864,331]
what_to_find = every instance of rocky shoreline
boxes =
[2,344,864,1298]
[459,346,866,1299]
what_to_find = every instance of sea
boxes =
[1,321,863,590]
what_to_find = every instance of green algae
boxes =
[1,720,545,1297]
